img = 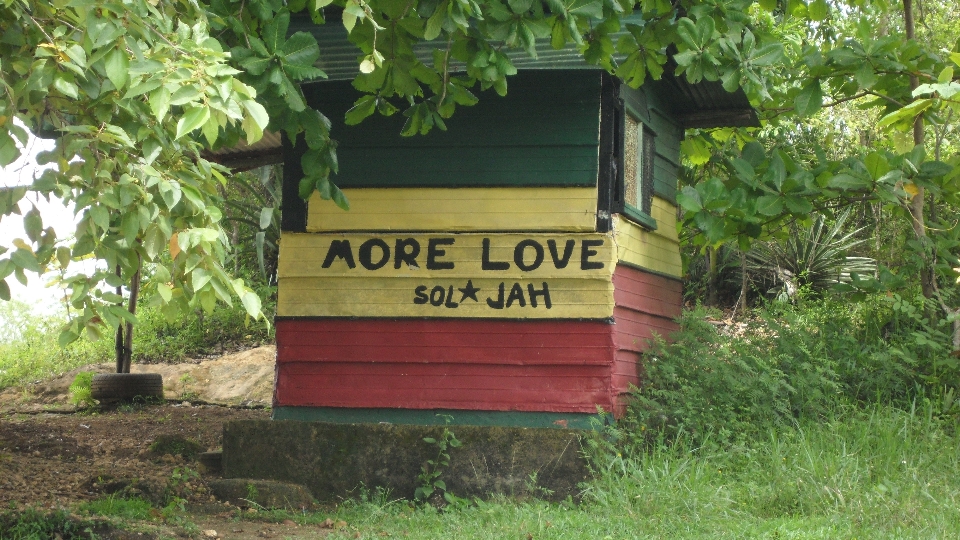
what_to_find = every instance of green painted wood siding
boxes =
[301,70,602,188]
[644,88,682,204]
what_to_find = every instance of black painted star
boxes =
[458,280,481,303]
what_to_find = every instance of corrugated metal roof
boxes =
[205,130,283,170]
[210,13,757,167]
[293,12,757,128]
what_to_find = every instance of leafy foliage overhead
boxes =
[1,0,958,344]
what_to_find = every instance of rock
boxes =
[198,451,223,474]
[207,479,315,510]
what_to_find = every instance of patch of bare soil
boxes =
[0,401,339,538]
[0,403,267,509]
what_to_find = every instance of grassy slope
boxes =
[0,297,274,389]
[316,405,960,539]
[4,299,960,538]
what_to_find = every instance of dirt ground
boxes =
[0,366,348,539]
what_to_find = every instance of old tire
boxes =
[91,373,164,401]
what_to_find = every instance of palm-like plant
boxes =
[748,210,876,301]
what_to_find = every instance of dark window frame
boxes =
[598,75,658,232]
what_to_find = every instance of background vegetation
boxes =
[2,0,960,537]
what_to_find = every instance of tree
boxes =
[674,0,960,349]
[2,0,958,361]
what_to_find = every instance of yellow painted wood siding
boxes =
[307,187,598,232]
[613,197,682,278]
[277,232,616,319]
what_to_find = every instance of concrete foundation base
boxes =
[222,420,591,502]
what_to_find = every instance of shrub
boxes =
[625,295,956,450]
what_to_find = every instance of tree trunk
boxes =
[121,256,142,373]
[903,0,934,299]
[114,265,124,374]
[113,257,142,374]
[706,247,719,307]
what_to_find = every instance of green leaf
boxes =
[764,153,787,190]
[730,158,756,187]
[864,152,890,180]
[259,207,274,229]
[59,326,80,347]
[52,76,79,99]
[176,106,211,140]
[149,87,171,121]
[331,184,350,210]
[281,32,321,69]
[808,0,828,21]
[0,280,9,301]
[750,43,784,67]
[784,196,813,214]
[157,282,173,302]
[24,208,42,242]
[299,177,315,200]
[827,173,872,190]
[877,99,933,129]
[756,195,783,216]
[676,186,703,212]
[681,136,711,165]
[11,249,40,272]
[794,80,823,117]
[345,95,377,125]
[241,290,262,318]
[855,63,877,89]
[104,46,129,90]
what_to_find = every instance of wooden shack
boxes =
[274,52,755,428]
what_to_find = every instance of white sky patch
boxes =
[0,126,87,316]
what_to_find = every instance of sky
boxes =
[0,128,79,314]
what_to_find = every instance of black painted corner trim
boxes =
[280,132,307,233]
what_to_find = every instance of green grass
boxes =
[77,495,154,521]
[0,300,109,389]
[0,289,274,390]
[238,403,960,539]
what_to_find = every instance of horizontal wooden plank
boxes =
[276,319,616,366]
[275,362,615,413]
[612,264,683,320]
[307,187,598,232]
[330,146,599,188]
[278,232,617,318]
[611,307,679,351]
[272,407,603,429]
[298,71,602,189]
[612,215,682,278]
[279,233,615,278]
[653,160,678,203]
[650,197,680,241]
[277,277,614,318]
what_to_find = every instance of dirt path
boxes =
[0,402,349,538]
[0,350,350,539]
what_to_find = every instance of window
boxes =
[622,113,657,228]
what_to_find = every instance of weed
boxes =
[414,415,465,507]
[246,482,260,503]
[0,507,97,540]
[149,435,202,459]
[68,371,96,408]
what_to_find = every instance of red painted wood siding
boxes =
[275,319,618,413]
[273,266,681,418]
[610,264,682,412]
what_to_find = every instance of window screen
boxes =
[623,114,655,217]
